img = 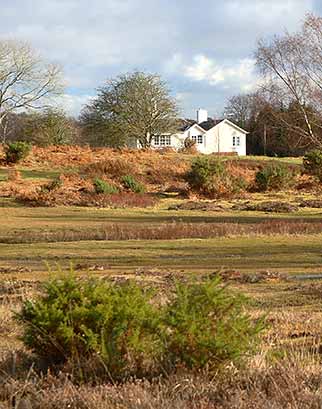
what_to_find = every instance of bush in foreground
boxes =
[17,274,161,380]
[17,272,263,381]
[163,276,263,371]
[4,141,32,164]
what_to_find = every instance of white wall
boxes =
[200,120,246,155]
[185,125,207,153]
[150,133,184,150]
[217,121,247,156]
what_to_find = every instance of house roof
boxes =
[198,118,224,130]
[178,117,248,133]
[220,119,249,134]
[178,118,196,132]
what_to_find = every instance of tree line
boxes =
[1,13,321,155]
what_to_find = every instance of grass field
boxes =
[1,199,322,276]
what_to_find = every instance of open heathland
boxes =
[1,146,322,408]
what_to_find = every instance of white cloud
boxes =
[0,0,317,115]
[183,55,258,92]
[53,94,94,116]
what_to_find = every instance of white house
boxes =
[151,109,248,156]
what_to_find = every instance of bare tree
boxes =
[80,71,179,148]
[224,92,265,128]
[255,13,322,147]
[0,39,63,142]
[23,108,77,146]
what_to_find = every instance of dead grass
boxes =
[1,347,322,408]
[13,173,158,208]
[3,219,322,244]
[0,145,320,206]
[1,271,322,408]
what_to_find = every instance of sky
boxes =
[0,0,321,119]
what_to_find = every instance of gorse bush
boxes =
[4,141,32,164]
[17,273,162,380]
[186,157,247,197]
[93,178,119,194]
[255,163,295,191]
[121,175,145,193]
[303,150,322,181]
[163,276,264,371]
[186,157,225,192]
[17,271,263,381]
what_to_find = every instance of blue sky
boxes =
[1,0,321,118]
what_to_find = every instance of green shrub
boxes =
[255,163,294,191]
[93,178,119,194]
[185,157,247,197]
[186,157,225,192]
[121,175,145,193]
[4,141,32,164]
[16,273,162,380]
[17,272,263,380]
[163,276,263,372]
[303,150,322,181]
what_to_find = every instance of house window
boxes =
[159,135,171,146]
[191,135,203,144]
[232,135,240,147]
[154,135,160,146]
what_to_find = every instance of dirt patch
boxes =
[75,263,110,271]
[233,201,299,213]
[299,199,322,208]
[168,201,225,211]
[0,266,32,274]
[208,269,287,284]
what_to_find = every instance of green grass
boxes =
[1,235,322,275]
[233,155,303,165]
[1,190,322,277]
[0,167,60,181]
